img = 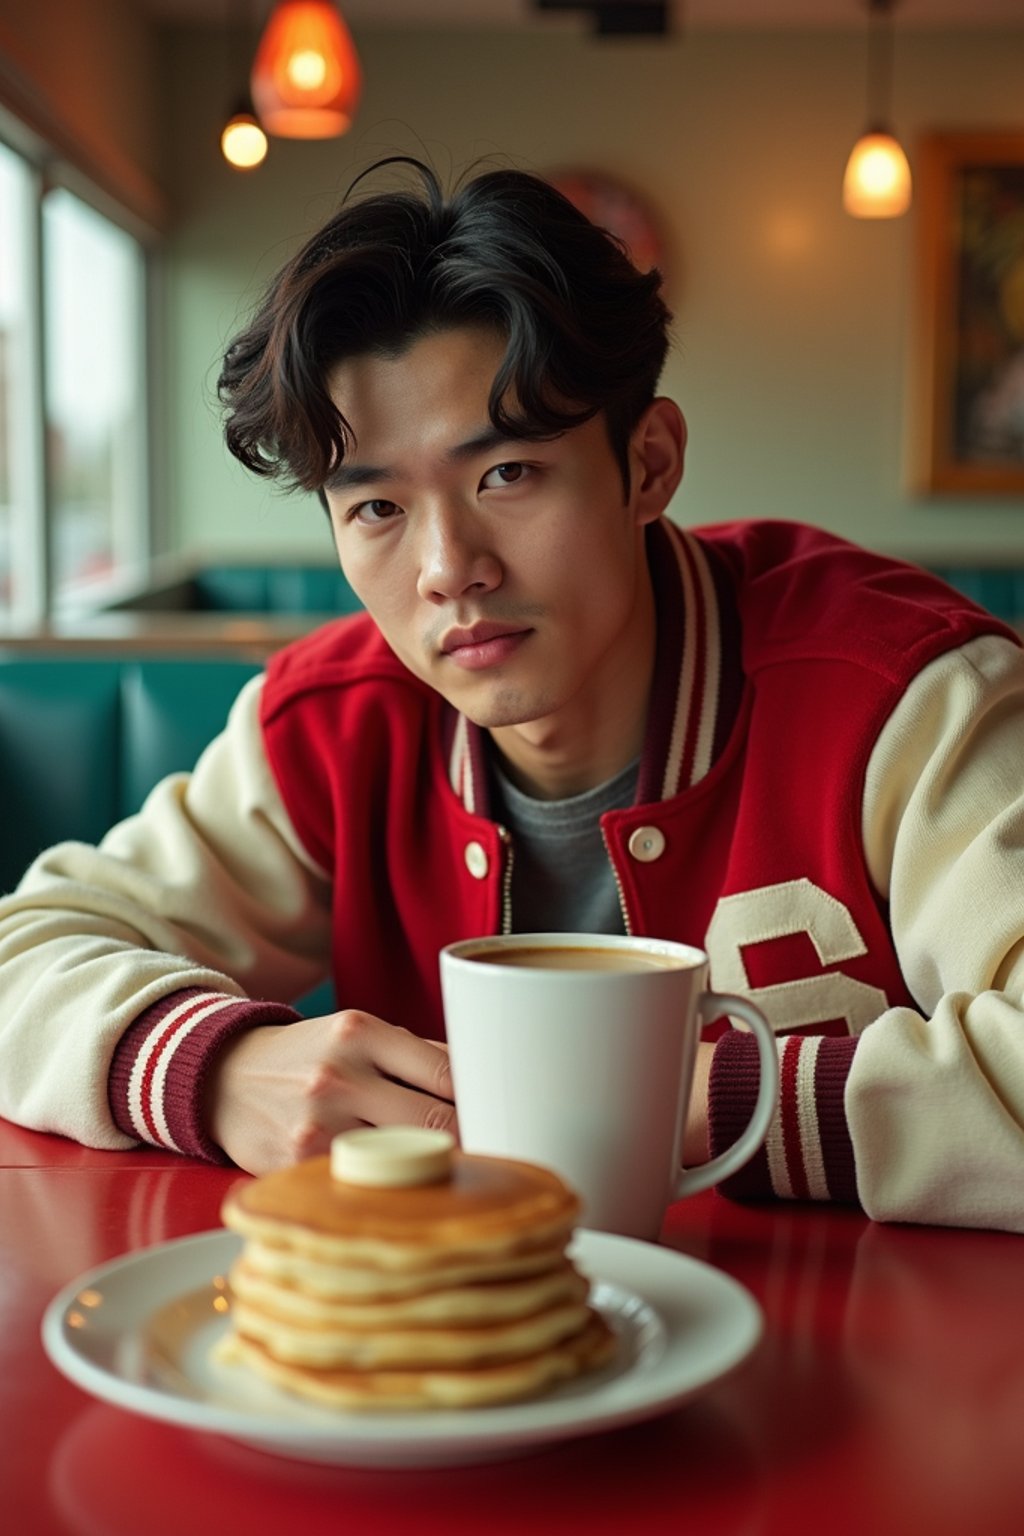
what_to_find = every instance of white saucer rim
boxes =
[42,1226,763,1466]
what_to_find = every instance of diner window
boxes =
[43,189,148,603]
[0,133,150,625]
[0,140,38,623]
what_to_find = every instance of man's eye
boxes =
[352,499,402,524]
[480,462,528,490]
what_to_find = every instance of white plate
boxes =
[42,1227,762,1469]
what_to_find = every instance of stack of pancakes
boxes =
[218,1131,616,1410]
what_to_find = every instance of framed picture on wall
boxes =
[914,132,1024,494]
[547,169,667,279]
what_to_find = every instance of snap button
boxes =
[628,826,666,863]
[464,840,489,879]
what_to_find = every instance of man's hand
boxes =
[204,1010,456,1174]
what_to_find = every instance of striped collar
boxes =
[446,518,741,816]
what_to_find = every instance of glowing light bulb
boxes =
[843,131,912,218]
[221,113,269,171]
[287,49,327,90]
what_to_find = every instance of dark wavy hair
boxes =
[218,157,671,497]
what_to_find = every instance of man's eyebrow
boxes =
[324,462,392,493]
[323,426,558,492]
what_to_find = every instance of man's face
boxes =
[324,327,674,783]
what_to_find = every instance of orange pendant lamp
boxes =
[251,1,362,140]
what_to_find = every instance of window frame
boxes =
[0,102,157,628]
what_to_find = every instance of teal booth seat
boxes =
[0,655,260,887]
[927,566,1024,626]
[0,652,334,1014]
[101,563,364,619]
[190,564,362,616]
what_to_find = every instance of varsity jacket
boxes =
[2,518,1023,1231]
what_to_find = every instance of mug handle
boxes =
[672,992,780,1199]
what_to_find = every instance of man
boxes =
[2,159,1023,1230]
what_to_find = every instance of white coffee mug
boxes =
[440,933,779,1242]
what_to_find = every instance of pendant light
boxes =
[251,1,362,140]
[221,104,269,170]
[842,0,912,219]
[220,1,268,171]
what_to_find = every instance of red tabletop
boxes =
[3,1113,1023,1536]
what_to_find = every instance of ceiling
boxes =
[140,1,1024,31]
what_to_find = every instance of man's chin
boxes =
[448,685,553,732]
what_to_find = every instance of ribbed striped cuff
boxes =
[708,1030,860,1205]
[108,988,300,1163]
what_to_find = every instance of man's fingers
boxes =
[352,1075,459,1137]
[316,1010,457,1141]
[332,1010,454,1102]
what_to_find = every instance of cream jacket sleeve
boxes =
[0,676,333,1147]
[854,631,1024,1231]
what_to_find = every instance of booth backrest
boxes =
[0,654,260,895]
[0,649,338,1015]
[193,564,361,615]
[928,566,1024,626]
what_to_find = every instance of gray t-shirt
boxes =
[488,750,640,935]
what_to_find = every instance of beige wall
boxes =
[1,10,1023,565]
[150,22,1024,562]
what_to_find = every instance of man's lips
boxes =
[440,623,533,671]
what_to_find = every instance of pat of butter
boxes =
[331,1127,455,1187]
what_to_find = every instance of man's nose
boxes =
[416,503,502,603]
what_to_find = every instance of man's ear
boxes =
[630,398,687,525]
